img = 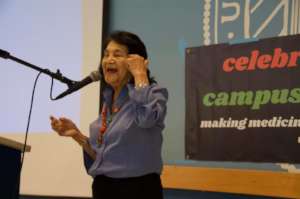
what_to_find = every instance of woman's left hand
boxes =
[126,54,149,78]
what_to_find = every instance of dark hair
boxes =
[100,30,156,84]
[105,31,148,59]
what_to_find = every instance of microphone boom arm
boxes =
[0,49,76,87]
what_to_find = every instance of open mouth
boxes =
[106,68,118,74]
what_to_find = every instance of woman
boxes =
[50,31,168,199]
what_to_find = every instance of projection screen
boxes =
[0,0,103,197]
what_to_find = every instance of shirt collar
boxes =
[103,85,129,109]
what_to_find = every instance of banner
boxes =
[185,34,300,163]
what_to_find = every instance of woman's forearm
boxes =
[72,133,96,160]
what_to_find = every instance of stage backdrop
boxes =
[185,34,300,163]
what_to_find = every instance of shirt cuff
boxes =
[127,84,151,105]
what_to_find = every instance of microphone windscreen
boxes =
[89,70,101,81]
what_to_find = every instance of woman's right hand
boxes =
[50,116,80,138]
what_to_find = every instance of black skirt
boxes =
[92,173,163,199]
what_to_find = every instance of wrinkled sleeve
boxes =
[82,139,94,174]
[128,84,168,128]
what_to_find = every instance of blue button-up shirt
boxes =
[83,83,168,178]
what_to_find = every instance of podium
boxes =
[0,136,31,199]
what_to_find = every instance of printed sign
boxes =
[185,34,300,162]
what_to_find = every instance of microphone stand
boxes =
[0,48,77,88]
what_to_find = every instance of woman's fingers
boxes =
[60,117,73,125]
[50,116,56,125]
[50,116,58,129]
[60,117,77,130]
[126,54,148,77]
[127,54,145,65]
[50,116,64,134]
[144,59,149,67]
[50,116,78,137]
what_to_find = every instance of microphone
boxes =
[54,70,101,100]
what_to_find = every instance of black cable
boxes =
[13,71,42,199]
[20,71,42,170]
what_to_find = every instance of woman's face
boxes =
[102,40,131,89]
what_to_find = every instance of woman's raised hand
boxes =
[50,116,80,137]
[126,54,148,77]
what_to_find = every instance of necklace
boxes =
[97,87,129,146]
[97,103,121,146]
